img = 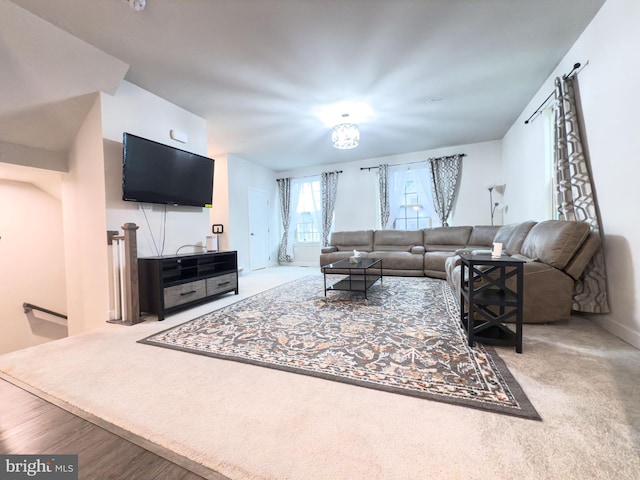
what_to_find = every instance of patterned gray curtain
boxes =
[428,154,462,227]
[554,75,610,313]
[276,177,293,262]
[321,171,340,247]
[378,164,390,228]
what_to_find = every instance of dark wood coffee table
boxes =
[321,258,383,302]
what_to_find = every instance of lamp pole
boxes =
[488,186,495,226]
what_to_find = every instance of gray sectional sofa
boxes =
[320,220,601,323]
[320,226,501,278]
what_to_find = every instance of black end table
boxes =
[459,254,525,353]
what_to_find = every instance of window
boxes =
[296,211,319,242]
[393,179,433,230]
[386,165,438,229]
[294,178,321,243]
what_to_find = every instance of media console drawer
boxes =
[138,251,238,321]
[164,280,206,308]
[206,273,238,296]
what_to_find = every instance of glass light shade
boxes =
[332,123,360,149]
[129,0,146,11]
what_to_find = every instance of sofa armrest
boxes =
[445,255,462,279]
[321,246,337,254]
[564,232,601,280]
[410,245,425,254]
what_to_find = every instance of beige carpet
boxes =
[1,266,639,480]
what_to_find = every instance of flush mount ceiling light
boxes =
[128,0,146,11]
[332,115,360,150]
[316,102,371,150]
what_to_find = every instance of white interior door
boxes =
[248,188,270,271]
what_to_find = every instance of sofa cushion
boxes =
[329,230,374,252]
[467,225,501,247]
[336,245,372,252]
[423,226,472,247]
[424,251,456,274]
[369,251,424,271]
[424,244,464,253]
[373,229,423,252]
[510,253,538,263]
[521,220,591,270]
[494,221,537,255]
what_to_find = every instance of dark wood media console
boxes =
[138,251,238,320]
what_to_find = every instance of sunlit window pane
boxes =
[295,179,321,242]
[393,177,432,230]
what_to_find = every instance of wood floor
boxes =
[0,379,227,480]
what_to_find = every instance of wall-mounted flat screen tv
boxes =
[122,132,214,208]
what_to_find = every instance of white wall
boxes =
[502,0,640,347]
[226,154,279,272]
[101,81,212,259]
[1,81,213,344]
[277,140,502,266]
[443,141,504,226]
[209,154,230,253]
[62,95,111,335]
[0,178,67,354]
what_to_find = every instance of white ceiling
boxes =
[4,0,606,172]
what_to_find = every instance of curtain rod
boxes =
[524,62,585,125]
[360,153,466,171]
[276,170,342,181]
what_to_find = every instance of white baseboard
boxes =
[591,315,640,350]
[284,261,319,268]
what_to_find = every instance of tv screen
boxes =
[122,132,214,207]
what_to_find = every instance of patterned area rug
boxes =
[139,275,540,420]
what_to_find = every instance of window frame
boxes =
[293,177,322,245]
[392,179,433,230]
[386,165,437,230]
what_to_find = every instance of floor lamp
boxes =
[488,186,499,226]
